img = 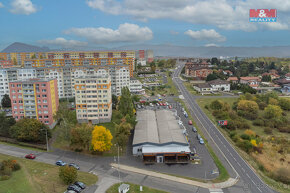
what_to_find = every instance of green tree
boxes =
[54,102,77,140]
[9,118,51,143]
[278,98,290,111]
[1,94,11,108]
[70,124,93,151]
[119,87,134,117]
[112,94,118,110]
[59,165,77,185]
[206,73,218,81]
[237,100,259,120]
[261,75,271,82]
[210,100,224,110]
[0,113,15,137]
[115,121,132,147]
[264,105,282,119]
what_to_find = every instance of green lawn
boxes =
[106,182,168,193]
[0,153,98,193]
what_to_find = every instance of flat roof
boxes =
[133,109,188,146]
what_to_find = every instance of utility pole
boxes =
[118,145,121,182]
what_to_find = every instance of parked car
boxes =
[74,181,86,189]
[168,105,172,109]
[56,160,67,166]
[25,154,36,159]
[137,104,141,109]
[188,120,192,125]
[197,134,201,140]
[192,127,197,132]
[178,120,183,125]
[64,190,77,193]
[69,163,80,170]
[67,185,82,193]
[184,113,188,118]
[199,138,204,144]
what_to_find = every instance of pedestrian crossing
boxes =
[209,188,223,193]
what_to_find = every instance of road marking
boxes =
[246,173,250,178]
[242,168,245,172]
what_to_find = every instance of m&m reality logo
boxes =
[249,9,277,22]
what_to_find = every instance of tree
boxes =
[91,125,112,152]
[248,63,255,72]
[278,98,290,111]
[112,94,118,110]
[261,75,271,82]
[0,112,15,137]
[59,165,77,184]
[54,102,77,140]
[131,95,140,103]
[264,105,282,119]
[70,124,93,151]
[1,94,11,108]
[9,118,51,143]
[210,100,224,110]
[237,100,259,120]
[115,121,132,147]
[119,87,134,117]
[206,73,218,81]
[211,57,219,65]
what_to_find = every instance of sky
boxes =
[0,0,290,50]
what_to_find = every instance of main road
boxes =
[172,62,277,193]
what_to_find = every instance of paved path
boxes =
[111,163,238,189]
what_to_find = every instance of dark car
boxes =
[192,127,197,132]
[74,181,86,189]
[56,160,67,166]
[25,154,36,159]
[67,185,81,193]
[69,163,80,170]
[197,134,201,140]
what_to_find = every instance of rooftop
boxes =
[133,110,188,146]
[10,78,55,83]
[240,77,260,80]
[207,79,229,85]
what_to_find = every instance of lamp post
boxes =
[41,128,49,152]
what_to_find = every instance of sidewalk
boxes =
[111,163,239,189]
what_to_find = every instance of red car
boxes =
[168,105,172,109]
[25,154,36,159]
[188,120,193,125]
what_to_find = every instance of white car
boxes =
[178,120,183,125]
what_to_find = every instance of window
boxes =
[42,89,46,92]
[43,100,47,103]
[42,94,47,97]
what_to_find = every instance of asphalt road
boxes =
[172,62,278,193]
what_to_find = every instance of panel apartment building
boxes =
[75,75,112,124]
[9,79,59,126]
[0,50,135,77]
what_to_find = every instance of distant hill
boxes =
[2,42,290,57]
[1,42,50,53]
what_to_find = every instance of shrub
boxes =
[0,175,10,181]
[12,163,21,171]
[1,166,12,176]
[59,165,78,185]
[244,129,256,137]
[229,131,237,139]
[237,140,253,153]
[272,168,290,184]
[210,100,224,110]
[258,102,267,110]
[240,134,250,140]
[277,126,290,133]
[253,119,264,126]
[264,127,272,134]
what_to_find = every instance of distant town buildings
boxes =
[75,75,112,124]
[129,78,145,95]
[194,79,230,94]
[185,62,213,79]
[9,78,59,126]
[240,77,261,88]
[136,50,154,66]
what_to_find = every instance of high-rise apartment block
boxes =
[9,79,59,126]
[75,75,112,124]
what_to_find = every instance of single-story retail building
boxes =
[132,109,191,164]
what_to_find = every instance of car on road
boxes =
[64,190,77,193]
[178,120,183,125]
[188,120,192,125]
[69,163,80,170]
[184,113,188,118]
[56,160,67,166]
[199,138,204,144]
[25,154,36,159]
[67,184,82,193]
[74,181,86,189]
[197,134,201,140]
[192,127,197,132]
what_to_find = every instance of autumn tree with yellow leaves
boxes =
[91,125,113,152]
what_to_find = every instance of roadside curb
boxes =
[111,163,239,189]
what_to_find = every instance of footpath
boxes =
[111,163,239,189]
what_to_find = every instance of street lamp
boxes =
[41,128,49,152]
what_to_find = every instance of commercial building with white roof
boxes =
[133,109,191,163]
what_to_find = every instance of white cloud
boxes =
[261,22,289,30]
[0,2,4,8]
[86,0,290,31]
[10,0,37,15]
[185,29,226,42]
[204,43,220,47]
[38,38,88,48]
[64,23,153,44]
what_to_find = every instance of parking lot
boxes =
[128,98,218,180]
